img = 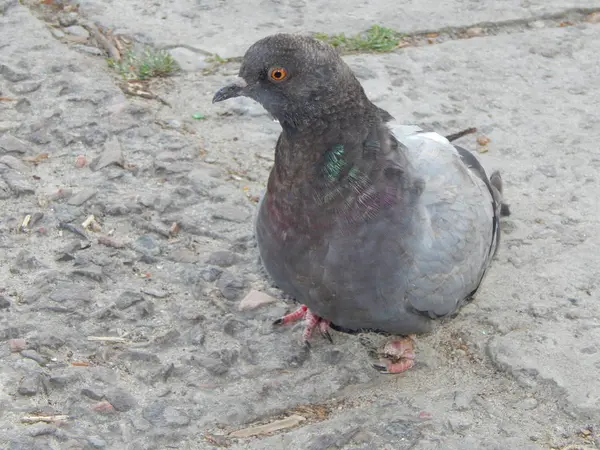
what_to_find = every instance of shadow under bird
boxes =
[213,33,510,374]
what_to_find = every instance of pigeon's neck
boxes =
[274,93,380,176]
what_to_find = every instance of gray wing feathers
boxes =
[389,123,495,318]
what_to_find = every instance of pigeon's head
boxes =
[212,33,360,129]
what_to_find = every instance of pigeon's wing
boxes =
[388,124,499,318]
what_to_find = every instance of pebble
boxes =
[116,291,144,310]
[465,27,485,37]
[18,374,40,396]
[200,266,223,282]
[453,390,473,411]
[216,270,246,300]
[89,137,124,171]
[448,414,473,432]
[0,135,29,154]
[0,63,30,82]
[91,400,116,414]
[9,339,27,353]
[105,388,137,412]
[0,154,30,173]
[0,165,35,195]
[168,47,208,71]
[163,406,190,427]
[20,349,48,366]
[206,250,238,267]
[238,289,277,311]
[87,436,107,448]
[49,285,92,303]
[27,424,56,437]
[0,295,11,309]
[131,235,161,257]
[64,25,89,38]
[81,386,105,400]
[212,205,250,223]
[67,188,97,206]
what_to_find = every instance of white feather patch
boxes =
[418,132,450,145]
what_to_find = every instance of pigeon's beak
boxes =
[212,77,248,103]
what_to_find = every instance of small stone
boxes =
[168,47,208,71]
[453,391,473,411]
[448,414,473,432]
[131,235,161,257]
[0,295,11,309]
[164,406,190,427]
[200,266,222,282]
[0,64,30,82]
[67,188,97,206]
[238,289,277,311]
[28,424,56,437]
[206,250,238,268]
[476,135,490,146]
[230,415,306,438]
[89,137,124,171]
[18,374,40,396]
[0,134,29,154]
[528,20,546,29]
[49,284,92,303]
[105,388,137,412]
[131,415,152,431]
[122,350,160,364]
[141,288,168,298]
[116,291,144,310]
[212,205,250,223]
[0,165,35,195]
[81,386,105,400]
[8,338,26,352]
[466,27,484,37]
[0,154,30,173]
[51,28,66,38]
[188,327,205,346]
[585,12,600,23]
[216,271,246,300]
[64,25,89,38]
[516,397,538,410]
[11,81,42,94]
[87,436,107,448]
[21,349,48,366]
[73,45,105,56]
[91,401,116,414]
[196,356,229,376]
[58,12,78,26]
[168,248,197,263]
[142,401,166,424]
[13,249,44,271]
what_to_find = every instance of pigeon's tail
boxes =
[490,171,511,217]
[445,127,477,142]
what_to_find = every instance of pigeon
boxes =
[213,33,509,373]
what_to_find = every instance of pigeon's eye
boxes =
[269,67,288,82]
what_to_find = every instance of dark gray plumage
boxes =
[213,34,509,373]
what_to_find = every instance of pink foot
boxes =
[273,305,332,346]
[373,335,417,374]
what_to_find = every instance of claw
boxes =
[319,320,333,343]
[274,304,333,346]
[372,363,391,374]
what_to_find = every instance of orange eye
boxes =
[269,67,288,81]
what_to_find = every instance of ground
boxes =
[1,0,599,449]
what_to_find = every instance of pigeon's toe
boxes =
[274,305,332,345]
[375,335,417,374]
